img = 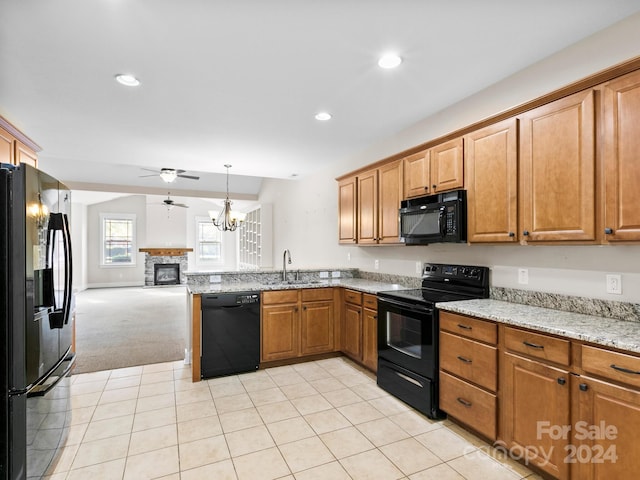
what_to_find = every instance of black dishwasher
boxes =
[201,291,260,378]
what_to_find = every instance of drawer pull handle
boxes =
[395,371,423,388]
[457,355,472,364]
[457,324,472,330]
[579,383,589,392]
[523,341,544,349]
[557,377,566,385]
[610,364,640,375]
[457,397,472,408]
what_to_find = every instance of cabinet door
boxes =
[261,304,298,362]
[602,70,640,242]
[15,141,37,168]
[343,303,362,361]
[338,176,357,244]
[465,119,518,243]
[404,149,430,198]
[377,159,403,244]
[501,352,570,480]
[301,300,334,355]
[357,169,378,244]
[430,137,464,193]
[519,89,595,243]
[0,126,15,164]
[571,375,640,480]
[362,307,377,372]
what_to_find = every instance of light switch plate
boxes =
[374,259,379,270]
[319,271,329,278]
[606,274,622,294]
[331,271,341,278]
[209,275,221,283]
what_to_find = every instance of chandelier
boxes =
[210,164,246,231]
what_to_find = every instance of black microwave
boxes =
[399,189,467,245]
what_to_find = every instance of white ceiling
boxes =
[2,1,640,202]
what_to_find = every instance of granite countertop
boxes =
[188,278,412,296]
[436,298,640,354]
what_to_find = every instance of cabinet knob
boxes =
[424,186,429,190]
[523,230,529,236]
[604,228,614,235]
[557,377,566,385]
[579,383,588,392]
[303,306,307,311]
[508,232,515,237]
[294,307,299,312]
[432,184,437,190]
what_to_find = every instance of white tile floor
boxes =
[45,357,543,480]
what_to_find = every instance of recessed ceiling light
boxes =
[115,74,141,87]
[378,53,402,69]
[315,112,332,121]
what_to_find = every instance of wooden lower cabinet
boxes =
[261,288,335,362]
[501,351,571,480]
[571,374,640,480]
[361,293,378,372]
[301,300,334,355]
[342,302,362,361]
[261,303,299,362]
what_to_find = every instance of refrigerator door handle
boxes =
[45,213,73,328]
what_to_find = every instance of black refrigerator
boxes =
[1,163,75,480]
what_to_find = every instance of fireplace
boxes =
[154,263,180,286]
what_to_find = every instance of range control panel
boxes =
[236,294,260,305]
[422,263,487,281]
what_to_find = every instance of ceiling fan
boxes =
[159,193,188,210]
[139,167,200,183]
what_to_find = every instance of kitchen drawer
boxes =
[344,289,362,305]
[440,311,497,345]
[440,331,497,392]
[440,371,497,440]
[504,327,570,366]
[582,345,640,388]
[262,290,299,305]
[301,287,334,302]
[363,293,377,310]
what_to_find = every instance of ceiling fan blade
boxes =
[141,168,161,173]
[177,174,200,180]
[173,203,189,208]
[139,174,159,178]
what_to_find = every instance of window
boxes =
[196,217,222,264]
[100,213,136,266]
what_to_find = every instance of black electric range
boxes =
[376,263,489,418]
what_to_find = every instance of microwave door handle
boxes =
[438,206,447,236]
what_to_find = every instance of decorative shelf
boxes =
[139,248,193,257]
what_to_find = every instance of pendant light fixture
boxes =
[210,164,246,231]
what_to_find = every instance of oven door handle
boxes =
[378,297,433,315]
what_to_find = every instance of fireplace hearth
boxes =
[154,263,180,286]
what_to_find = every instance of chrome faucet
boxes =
[282,249,292,281]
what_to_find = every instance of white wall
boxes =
[86,195,147,287]
[259,14,640,303]
[70,202,88,291]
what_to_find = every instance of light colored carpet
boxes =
[73,286,187,374]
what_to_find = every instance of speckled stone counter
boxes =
[436,299,640,354]
[188,278,412,296]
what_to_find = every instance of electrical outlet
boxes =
[416,261,422,275]
[374,259,379,270]
[606,274,622,295]
[319,271,329,279]
[331,271,341,278]
[347,253,351,262]
[518,268,529,285]
[209,275,221,283]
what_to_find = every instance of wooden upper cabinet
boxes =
[15,141,37,168]
[357,159,403,244]
[602,69,640,242]
[404,139,463,200]
[0,126,16,165]
[519,89,596,243]
[338,176,357,244]
[357,169,378,244]
[465,119,518,243]
[403,149,430,198]
[430,137,464,194]
[377,159,403,244]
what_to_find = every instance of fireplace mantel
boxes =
[139,248,193,257]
